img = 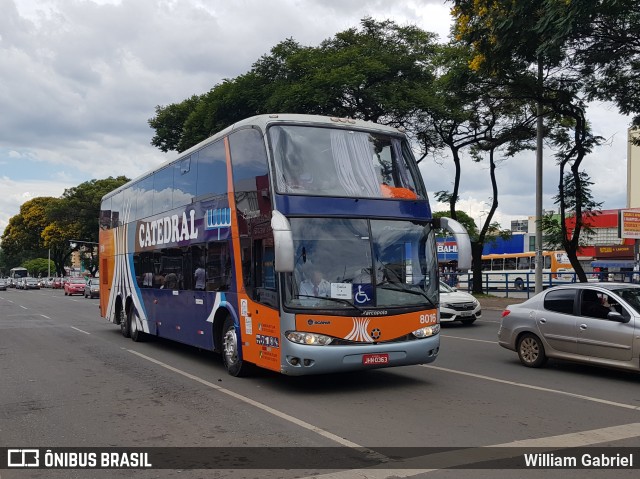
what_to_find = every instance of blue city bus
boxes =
[99,114,470,376]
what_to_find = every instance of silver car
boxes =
[499,283,640,372]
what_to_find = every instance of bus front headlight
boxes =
[286,331,333,346]
[412,324,440,338]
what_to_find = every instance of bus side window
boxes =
[196,141,227,198]
[173,154,197,207]
[206,240,231,291]
[111,191,123,228]
[100,198,111,229]
[251,239,278,309]
[544,255,552,269]
[153,166,174,216]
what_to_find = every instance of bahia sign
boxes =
[437,238,458,261]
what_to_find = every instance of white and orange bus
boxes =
[99,114,470,376]
[460,251,574,291]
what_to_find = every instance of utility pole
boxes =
[535,58,544,294]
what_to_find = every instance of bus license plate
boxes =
[363,353,389,366]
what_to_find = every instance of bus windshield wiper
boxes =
[377,284,437,309]
[297,295,365,314]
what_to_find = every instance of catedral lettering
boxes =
[99,114,471,377]
[138,210,198,248]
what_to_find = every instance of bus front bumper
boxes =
[279,335,440,376]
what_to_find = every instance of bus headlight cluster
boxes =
[412,324,440,338]
[286,331,333,346]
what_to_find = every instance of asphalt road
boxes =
[1,288,639,479]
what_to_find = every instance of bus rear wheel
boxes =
[514,278,525,291]
[221,316,249,377]
[119,307,130,338]
[129,308,145,342]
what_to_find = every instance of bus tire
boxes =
[129,308,145,342]
[221,316,249,377]
[514,278,524,291]
[119,307,130,338]
[517,333,547,368]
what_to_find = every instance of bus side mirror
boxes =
[271,210,294,273]
[434,217,472,271]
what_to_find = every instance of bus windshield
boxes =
[269,125,423,199]
[284,218,438,310]
[10,267,28,279]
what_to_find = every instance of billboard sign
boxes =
[620,210,640,239]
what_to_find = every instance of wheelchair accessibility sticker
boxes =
[353,284,373,305]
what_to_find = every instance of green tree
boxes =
[149,95,203,153]
[22,258,54,278]
[2,177,129,277]
[433,210,479,239]
[451,0,607,282]
[545,0,640,128]
[1,197,58,267]
[45,176,129,276]
[541,170,602,281]
[148,18,440,153]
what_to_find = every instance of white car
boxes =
[439,281,481,325]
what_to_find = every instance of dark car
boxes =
[499,282,640,372]
[24,278,41,290]
[84,278,100,299]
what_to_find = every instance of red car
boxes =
[64,277,86,296]
[51,278,63,289]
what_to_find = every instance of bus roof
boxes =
[102,114,407,201]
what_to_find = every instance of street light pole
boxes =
[535,58,544,294]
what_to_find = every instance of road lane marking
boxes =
[421,364,640,411]
[305,422,640,478]
[441,335,496,344]
[70,326,91,335]
[127,349,388,462]
[19,305,28,310]
[41,315,51,319]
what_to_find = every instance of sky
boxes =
[0,0,633,240]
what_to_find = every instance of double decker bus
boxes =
[99,114,470,376]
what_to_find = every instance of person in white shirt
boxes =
[194,266,206,290]
[299,269,330,297]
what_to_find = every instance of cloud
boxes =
[0,0,632,241]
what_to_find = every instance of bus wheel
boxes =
[222,316,248,377]
[119,308,130,338]
[129,308,145,342]
[514,278,524,291]
[517,333,547,368]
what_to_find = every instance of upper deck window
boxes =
[270,125,424,199]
